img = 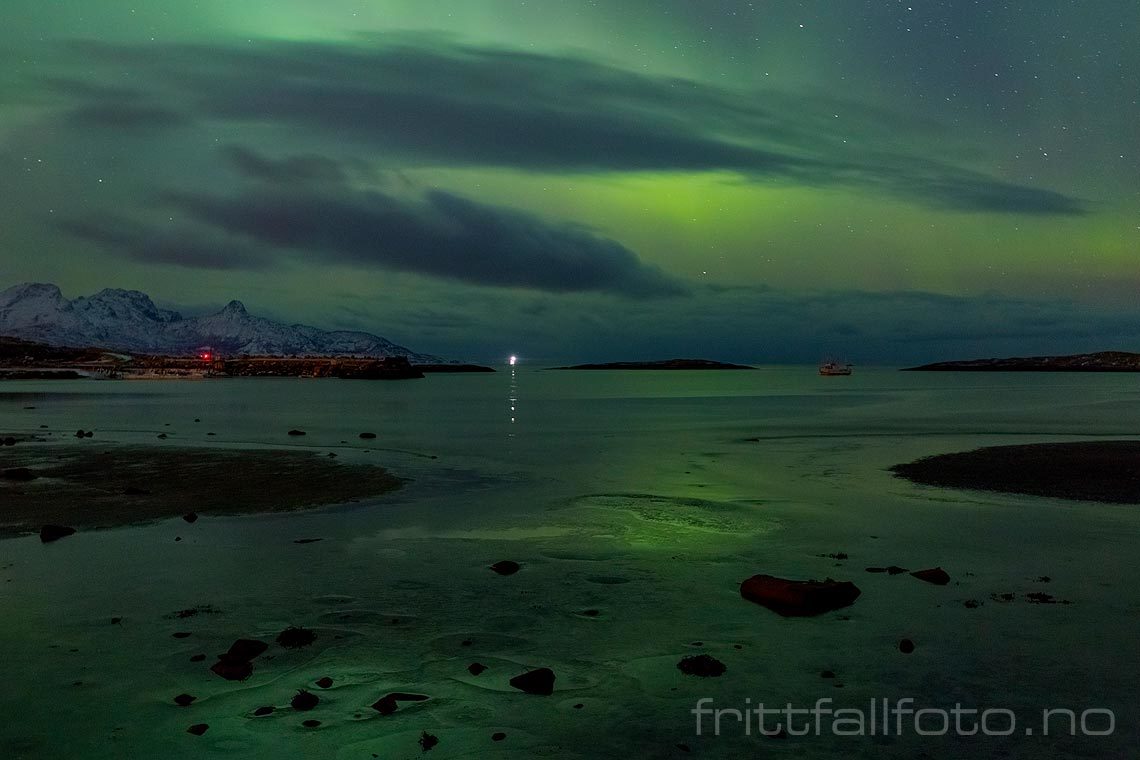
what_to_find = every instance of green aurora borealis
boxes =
[1,0,1137,362]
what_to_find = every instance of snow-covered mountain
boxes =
[0,283,436,360]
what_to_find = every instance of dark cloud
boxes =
[63,102,188,130]
[35,76,189,131]
[59,151,686,297]
[55,215,271,271]
[221,146,348,186]
[56,37,1085,215]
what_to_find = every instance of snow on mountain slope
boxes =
[0,283,435,360]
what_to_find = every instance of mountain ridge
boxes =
[0,282,436,361]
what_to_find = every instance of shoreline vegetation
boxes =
[0,445,403,538]
[904,351,1140,372]
[0,336,494,380]
[552,359,754,370]
[891,441,1140,503]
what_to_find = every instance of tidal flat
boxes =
[1,369,1138,759]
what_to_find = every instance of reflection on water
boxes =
[508,362,519,434]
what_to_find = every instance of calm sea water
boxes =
[2,368,1138,758]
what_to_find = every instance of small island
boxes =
[904,351,1140,372]
[553,359,754,370]
[892,441,1140,503]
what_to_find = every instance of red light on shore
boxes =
[200,352,212,361]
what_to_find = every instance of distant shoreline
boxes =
[0,336,495,379]
[904,351,1140,372]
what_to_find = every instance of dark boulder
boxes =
[3,467,37,481]
[276,626,317,649]
[39,524,76,543]
[359,432,377,440]
[419,732,439,752]
[910,567,951,586]
[739,574,861,617]
[509,667,555,695]
[253,706,275,717]
[467,663,487,676]
[371,692,429,715]
[865,566,908,575]
[183,512,199,524]
[225,639,269,661]
[187,723,209,736]
[899,639,916,654]
[302,719,321,728]
[209,638,266,681]
[291,689,319,711]
[174,693,196,707]
[490,560,521,576]
[315,677,333,689]
[287,429,306,437]
[492,732,506,742]
[210,658,253,681]
[677,654,726,678]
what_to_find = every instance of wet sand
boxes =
[0,445,402,537]
[891,440,1140,503]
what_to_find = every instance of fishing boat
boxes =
[818,360,853,376]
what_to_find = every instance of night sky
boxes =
[1,1,1137,363]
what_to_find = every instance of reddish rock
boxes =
[739,574,861,617]
[910,567,951,586]
[509,667,555,695]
